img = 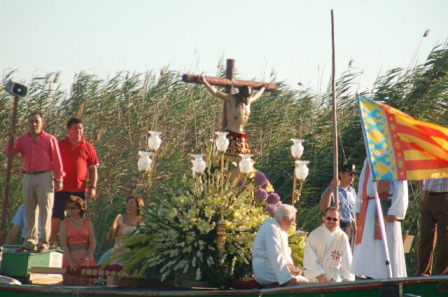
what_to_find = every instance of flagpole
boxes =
[331,10,339,206]
[372,181,393,278]
[357,96,394,278]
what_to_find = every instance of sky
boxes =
[1,0,447,93]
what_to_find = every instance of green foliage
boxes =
[288,230,308,268]
[120,164,268,288]
[0,43,447,277]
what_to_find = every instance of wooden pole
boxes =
[0,95,19,245]
[331,10,339,207]
[146,150,158,196]
[372,181,393,278]
[223,59,235,130]
[220,152,225,217]
[292,163,297,204]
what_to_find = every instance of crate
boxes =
[1,245,63,278]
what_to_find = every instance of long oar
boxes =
[0,95,19,245]
[331,10,339,206]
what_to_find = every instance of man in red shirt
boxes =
[50,117,99,247]
[8,112,64,253]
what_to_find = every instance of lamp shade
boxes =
[191,154,206,175]
[148,131,162,151]
[239,154,254,174]
[295,160,310,181]
[138,151,153,172]
[215,132,229,152]
[291,139,304,159]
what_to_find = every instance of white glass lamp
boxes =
[215,132,229,152]
[148,131,162,151]
[291,139,304,160]
[239,154,254,174]
[295,160,310,181]
[138,151,153,172]
[191,154,207,175]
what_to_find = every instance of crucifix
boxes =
[182,59,276,158]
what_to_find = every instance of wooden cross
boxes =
[182,59,276,129]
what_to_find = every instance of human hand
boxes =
[287,264,302,276]
[330,178,340,190]
[317,275,327,283]
[68,259,78,270]
[55,179,63,192]
[385,215,397,222]
[83,256,90,266]
[87,187,96,199]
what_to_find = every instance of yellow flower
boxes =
[187,209,197,218]
[204,206,214,218]
[265,183,274,193]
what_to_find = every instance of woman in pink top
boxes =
[60,196,96,269]
[106,195,144,264]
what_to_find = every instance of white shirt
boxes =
[351,158,408,278]
[304,224,354,282]
[252,217,293,285]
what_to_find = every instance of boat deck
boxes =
[0,275,447,297]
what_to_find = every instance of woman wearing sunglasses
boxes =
[60,195,96,283]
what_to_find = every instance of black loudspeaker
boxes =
[4,80,28,97]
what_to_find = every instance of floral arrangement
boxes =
[120,138,307,288]
[288,229,307,268]
[120,164,267,288]
[252,171,282,217]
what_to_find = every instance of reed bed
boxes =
[0,43,447,275]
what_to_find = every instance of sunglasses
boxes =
[66,206,79,210]
[326,216,339,222]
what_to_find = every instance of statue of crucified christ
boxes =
[199,75,268,157]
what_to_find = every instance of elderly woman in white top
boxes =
[252,204,307,286]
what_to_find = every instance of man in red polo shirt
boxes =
[50,117,99,247]
[7,112,64,253]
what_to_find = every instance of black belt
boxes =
[23,170,51,175]
[340,221,353,228]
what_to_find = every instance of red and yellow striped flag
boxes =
[358,97,448,180]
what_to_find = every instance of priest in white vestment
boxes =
[252,204,308,286]
[303,207,355,282]
[351,158,408,279]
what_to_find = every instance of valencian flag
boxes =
[358,96,448,181]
